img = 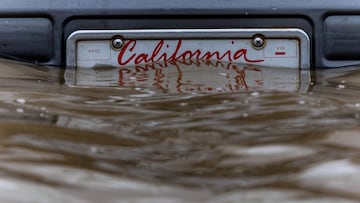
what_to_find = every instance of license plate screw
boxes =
[252,35,266,50]
[111,37,124,49]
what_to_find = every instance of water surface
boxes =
[0,60,359,202]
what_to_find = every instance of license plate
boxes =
[66,29,310,69]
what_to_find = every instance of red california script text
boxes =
[118,39,264,66]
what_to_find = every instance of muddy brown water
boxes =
[0,59,360,202]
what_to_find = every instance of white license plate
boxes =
[66,29,310,69]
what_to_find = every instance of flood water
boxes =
[1,59,360,202]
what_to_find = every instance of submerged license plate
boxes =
[66,29,310,69]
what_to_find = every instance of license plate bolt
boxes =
[252,35,266,50]
[111,37,124,50]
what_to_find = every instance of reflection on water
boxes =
[65,60,310,93]
[1,59,360,202]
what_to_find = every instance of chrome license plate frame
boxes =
[66,28,310,69]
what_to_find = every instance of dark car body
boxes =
[0,0,359,68]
